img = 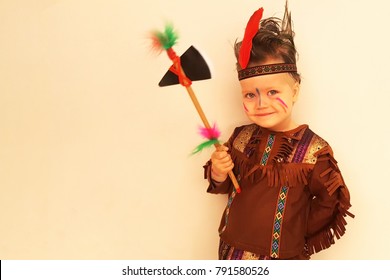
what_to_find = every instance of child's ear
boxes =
[292,82,300,102]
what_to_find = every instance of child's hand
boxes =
[210,145,234,183]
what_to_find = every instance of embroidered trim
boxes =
[219,240,271,260]
[260,134,275,166]
[238,63,297,80]
[219,188,238,234]
[291,128,314,163]
[233,124,258,153]
[304,135,328,164]
[270,186,289,258]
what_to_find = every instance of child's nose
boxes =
[258,94,270,107]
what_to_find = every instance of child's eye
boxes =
[244,92,256,99]
[267,90,278,96]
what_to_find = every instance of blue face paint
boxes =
[256,88,261,106]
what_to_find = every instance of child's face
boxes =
[240,66,299,131]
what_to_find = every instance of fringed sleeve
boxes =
[306,145,354,255]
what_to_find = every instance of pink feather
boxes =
[199,123,221,140]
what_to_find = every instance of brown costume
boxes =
[204,124,353,259]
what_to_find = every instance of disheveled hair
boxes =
[235,1,301,83]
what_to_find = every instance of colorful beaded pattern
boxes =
[291,128,314,163]
[291,129,328,164]
[219,189,237,234]
[219,239,270,260]
[270,186,289,258]
[260,134,275,166]
[259,133,288,258]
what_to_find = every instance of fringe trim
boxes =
[316,146,352,205]
[307,205,355,255]
[272,135,296,163]
[232,151,313,187]
[231,130,309,188]
[307,146,354,255]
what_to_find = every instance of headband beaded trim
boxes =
[238,63,297,80]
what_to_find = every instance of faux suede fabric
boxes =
[204,124,353,259]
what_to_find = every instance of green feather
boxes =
[163,24,178,49]
[191,139,219,155]
[154,24,178,50]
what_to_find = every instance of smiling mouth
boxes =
[252,112,274,117]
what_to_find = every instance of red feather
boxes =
[239,7,264,69]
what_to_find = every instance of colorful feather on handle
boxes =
[192,124,221,154]
[151,24,178,52]
[151,25,192,87]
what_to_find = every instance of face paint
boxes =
[276,97,288,112]
[256,88,261,106]
[239,67,299,131]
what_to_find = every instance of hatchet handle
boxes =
[185,85,241,194]
[168,48,241,193]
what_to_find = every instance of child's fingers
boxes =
[211,152,233,172]
[221,160,234,169]
[213,146,230,159]
[211,160,234,178]
[216,145,229,152]
[211,145,233,175]
[211,152,231,164]
[213,151,229,160]
[218,154,232,164]
[217,162,234,173]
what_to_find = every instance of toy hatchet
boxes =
[151,25,241,193]
[158,45,211,86]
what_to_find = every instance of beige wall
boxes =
[0,0,388,259]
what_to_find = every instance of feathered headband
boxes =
[237,7,297,80]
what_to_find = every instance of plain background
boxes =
[1,0,389,259]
